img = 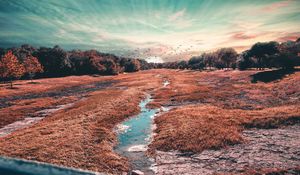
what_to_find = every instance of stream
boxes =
[115,95,159,174]
[115,79,171,174]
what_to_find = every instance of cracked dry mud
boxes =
[153,124,300,175]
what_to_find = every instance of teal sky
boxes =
[0,0,300,62]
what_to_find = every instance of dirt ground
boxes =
[0,69,299,174]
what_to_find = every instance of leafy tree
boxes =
[35,45,72,77]
[24,55,43,81]
[100,58,119,75]
[272,40,300,69]
[124,59,141,72]
[188,56,205,70]
[248,41,279,69]
[89,55,107,74]
[215,48,238,69]
[202,52,216,69]
[12,44,36,62]
[0,51,25,88]
[177,60,188,69]
[89,56,120,75]
[237,51,254,70]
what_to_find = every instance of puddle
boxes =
[163,80,170,87]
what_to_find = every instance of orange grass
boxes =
[0,75,111,97]
[0,70,164,174]
[148,69,300,154]
[0,69,299,174]
[149,104,300,153]
[0,89,144,174]
[0,97,76,127]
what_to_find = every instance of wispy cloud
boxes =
[169,9,186,22]
[262,0,293,12]
[230,31,257,40]
[276,32,300,42]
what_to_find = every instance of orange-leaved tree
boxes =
[24,55,43,82]
[0,50,25,88]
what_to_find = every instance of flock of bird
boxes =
[116,44,196,59]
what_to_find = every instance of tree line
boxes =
[0,45,142,87]
[151,38,300,70]
[0,38,299,88]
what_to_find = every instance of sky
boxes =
[0,0,300,62]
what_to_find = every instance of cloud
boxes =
[230,31,257,40]
[169,9,186,22]
[262,0,292,12]
[276,32,300,42]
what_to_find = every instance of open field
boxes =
[0,69,299,174]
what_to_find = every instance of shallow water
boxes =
[115,95,159,174]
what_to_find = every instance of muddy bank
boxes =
[152,124,300,174]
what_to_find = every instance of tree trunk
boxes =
[10,80,13,89]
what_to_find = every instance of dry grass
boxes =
[0,89,144,174]
[0,97,76,127]
[0,69,299,174]
[149,104,300,153]
[149,69,300,155]
[0,75,110,97]
[147,69,300,156]
[150,69,300,110]
[0,70,164,174]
